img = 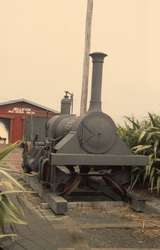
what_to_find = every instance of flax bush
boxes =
[118,113,160,193]
[0,143,26,240]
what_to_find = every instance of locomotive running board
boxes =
[51,153,148,166]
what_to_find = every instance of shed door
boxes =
[11,117,24,143]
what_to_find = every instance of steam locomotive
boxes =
[22,52,148,201]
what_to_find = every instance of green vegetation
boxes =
[0,143,26,240]
[118,113,160,193]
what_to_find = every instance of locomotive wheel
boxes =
[38,156,45,180]
[103,174,127,200]
[63,174,81,195]
[39,158,50,185]
[55,167,81,195]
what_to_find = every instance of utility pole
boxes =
[80,0,93,115]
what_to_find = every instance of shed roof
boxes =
[0,98,59,114]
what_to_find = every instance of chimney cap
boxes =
[90,52,107,63]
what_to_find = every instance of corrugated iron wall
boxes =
[25,117,48,141]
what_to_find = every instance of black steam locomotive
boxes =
[22,52,148,201]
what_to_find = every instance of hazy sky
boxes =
[0,0,159,123]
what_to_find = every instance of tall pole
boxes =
[80,0,93,115]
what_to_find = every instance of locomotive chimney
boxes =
[89,52,107,112]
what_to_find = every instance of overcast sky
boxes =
[0,0,159,123]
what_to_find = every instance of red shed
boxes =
[0,99,58,144]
